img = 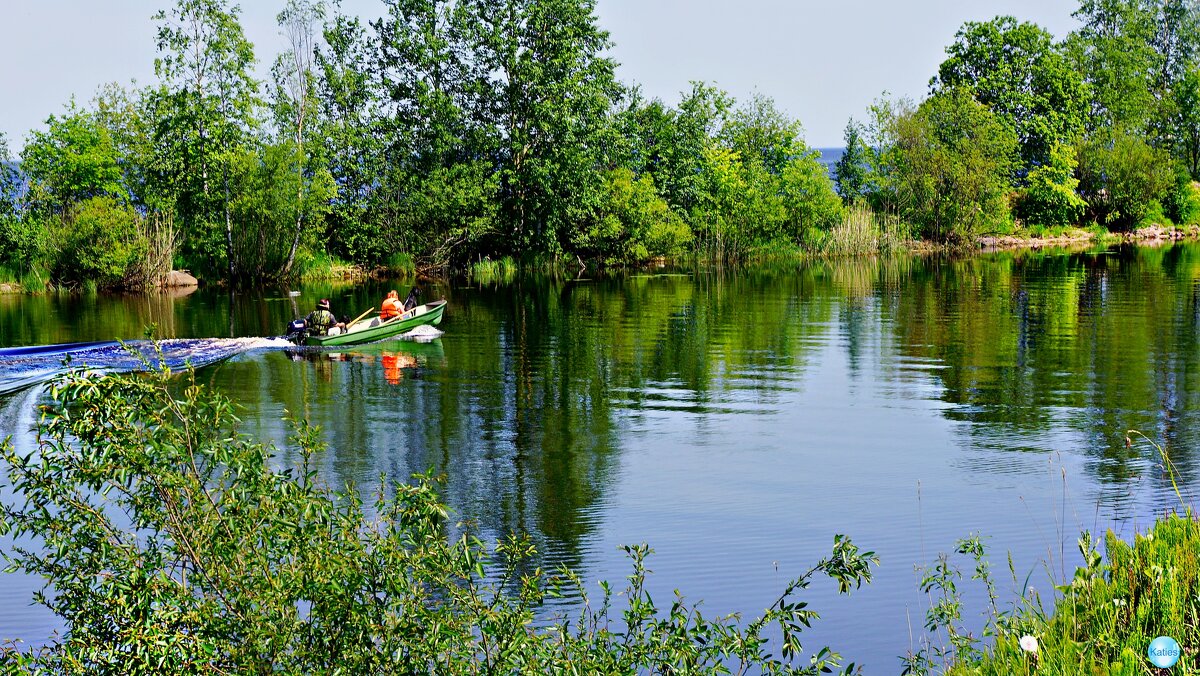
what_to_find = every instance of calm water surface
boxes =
[1,244,1198,670]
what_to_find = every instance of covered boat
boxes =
[286,300,447,347]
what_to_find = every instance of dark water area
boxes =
[1,245,1198,670]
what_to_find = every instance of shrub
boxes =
[55,196,146,288]
[0,216,51,273]
[1015,143,1086,227]
[1077,128,1174,230]
[890,89,1019,242]
[1164,166,1200,226]
[0,358,878,674]
[574,168,692,264]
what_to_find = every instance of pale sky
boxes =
[0,0,1081,151]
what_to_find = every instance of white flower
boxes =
[1113,598,1127,607]
[1019,635,1039,654]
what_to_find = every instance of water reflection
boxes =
[3,246,1200,668]
[282,340,446,386]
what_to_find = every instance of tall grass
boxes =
[298,250,360,281]
[469,255,517,284]
[18,267,48,293]
[816,204,908,257]
[385,252,416,276]
[135,211,179,288]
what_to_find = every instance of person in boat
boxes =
[380,290,403,321]
[306,299,346,336]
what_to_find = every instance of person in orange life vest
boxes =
[380,290,403,321]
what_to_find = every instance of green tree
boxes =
[463,0,621,254]
[1175,64,1200,178]
[662,82,734,213]
[719,93,804,175]
[313,9,383,263]
[228,142,336,281]
[834,120,869,203]
[572,167,691,263]
[0,133,44,274]
[859,93,915,216]
[1015,142,1087,226]
[1065,0,1165,133]
[20,105,125,216]
[891,89,1019,241]
[377,160,501,268]
[56,196,147,287]
[1077,126,1175,229]
[153,0,260,281]
[934,16,1087,173]
[91,83,164,212]
[273,0,327,277]
[780,146,845,238]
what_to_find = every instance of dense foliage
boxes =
[6,0,1200,289]
[0,359,877,673]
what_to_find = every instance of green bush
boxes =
[1077,128,1174,231]
[929,514,1200,676]
[1164,165,1200,226]
[1015,143,1086,227]
[890,89,1019,242]
[55,196,146,288]
[1138,199,1172,228]
[574,168,692,263]
[0,216,51,273]
[912,433,1198,676]
[780,148,846,239]
[0,360,878,674]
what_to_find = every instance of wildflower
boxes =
[1113,598,1126,607]
[1019,635,1039,654]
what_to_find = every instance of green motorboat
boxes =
[287,300,447,347]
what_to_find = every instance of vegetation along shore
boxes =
[4,0,1200,291]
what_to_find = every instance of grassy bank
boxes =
[923,512,1198,675]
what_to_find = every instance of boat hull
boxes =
[303,300,447,347]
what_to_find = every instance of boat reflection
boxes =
[285,339,446,385]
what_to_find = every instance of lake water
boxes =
[0,244,1197,670]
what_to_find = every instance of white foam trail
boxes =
[243,337,295,349]
[401,325,444,342]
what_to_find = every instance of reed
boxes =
[469,255,518,283]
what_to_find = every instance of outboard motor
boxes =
[285,318,308,345]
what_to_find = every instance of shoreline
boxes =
[977,223,1200,251]
[6,226,1200,295]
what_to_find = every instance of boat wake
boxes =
[402,325,444,342]
[0,337,292,396]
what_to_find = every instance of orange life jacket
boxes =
[380,292,402,320]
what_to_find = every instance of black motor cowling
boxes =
[285,318,308,344]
